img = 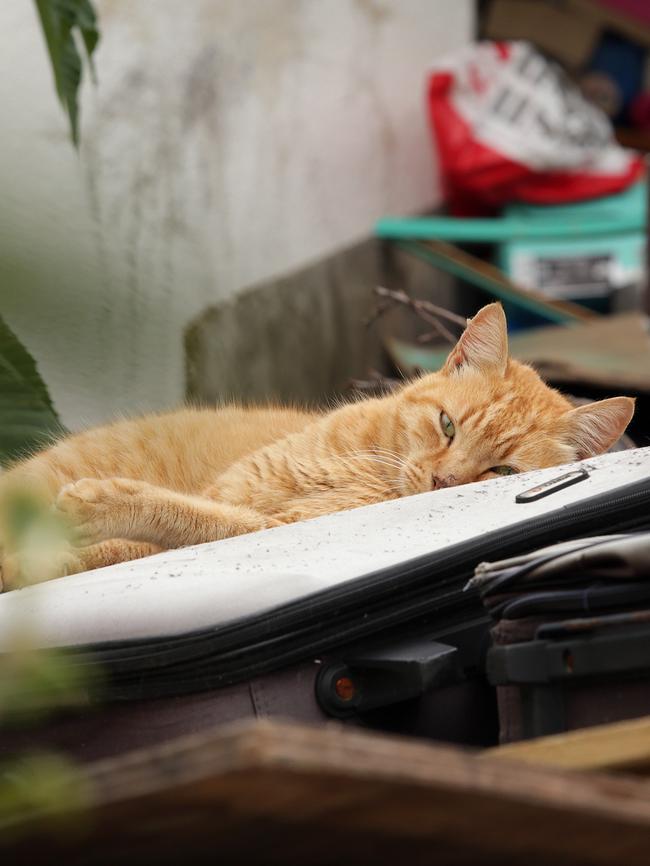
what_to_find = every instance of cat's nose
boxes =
[431,474,457,490]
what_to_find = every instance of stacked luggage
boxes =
[0,448,649,756]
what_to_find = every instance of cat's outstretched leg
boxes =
[55,478,275,548]
[75,539,162,572]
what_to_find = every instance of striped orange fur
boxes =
[0,304,634,588]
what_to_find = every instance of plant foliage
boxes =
[34,0,100,146]
[0,315,65,466]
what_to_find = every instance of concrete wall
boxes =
[0,0,474,429]
[186,238,461,407]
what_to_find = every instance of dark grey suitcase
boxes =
[475,532,650,742]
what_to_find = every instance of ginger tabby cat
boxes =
[0,303,634,589]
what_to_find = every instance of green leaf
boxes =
[0,315,65,466]
[34,0,100,146]
[0,752,90,830]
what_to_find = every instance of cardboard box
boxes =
[484,0,650,69]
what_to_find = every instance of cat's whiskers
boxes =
[345,446,406,463]
[324,453,400,477]
[356,446,405,461]
[327,450,408,492]
[366,448,410,469]
[350,450,409,474]
[343,451,404,470]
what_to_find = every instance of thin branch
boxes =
[375,287,467,326]
[371,286,466,345]
[346,375,402,397]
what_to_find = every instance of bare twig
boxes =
[352,288,464,396]
[371,287,466,345]
[374,287,467,326]
[346,375,402,397]
[362,299,394,329]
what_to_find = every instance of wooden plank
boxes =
[401,239,597,324]
[387,313,650,394]
[4,719,650,865]
[509,312,650,392]
[485,715,650,775]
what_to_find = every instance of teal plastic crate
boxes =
[497,181,647,329]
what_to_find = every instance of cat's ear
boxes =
[442,303,508,376]
[561,397,635,459]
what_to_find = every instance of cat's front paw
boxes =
[56,477,145,544]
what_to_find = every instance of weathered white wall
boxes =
[0,0,474,429]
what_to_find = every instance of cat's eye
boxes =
[491,465,516,476]
[440,411,455,440]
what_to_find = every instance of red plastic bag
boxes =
[427,41,644,214]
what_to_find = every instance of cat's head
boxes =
[392,303,634,495]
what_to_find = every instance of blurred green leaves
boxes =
[0,4,90,465]
[0,752,90,834]
[0,314,65,466]
[0,485,76,588]
[0,493,95,834]
[2,4,100,462]
[34,0,100,146]
[0,3,102,834]
[0,643,89,722]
